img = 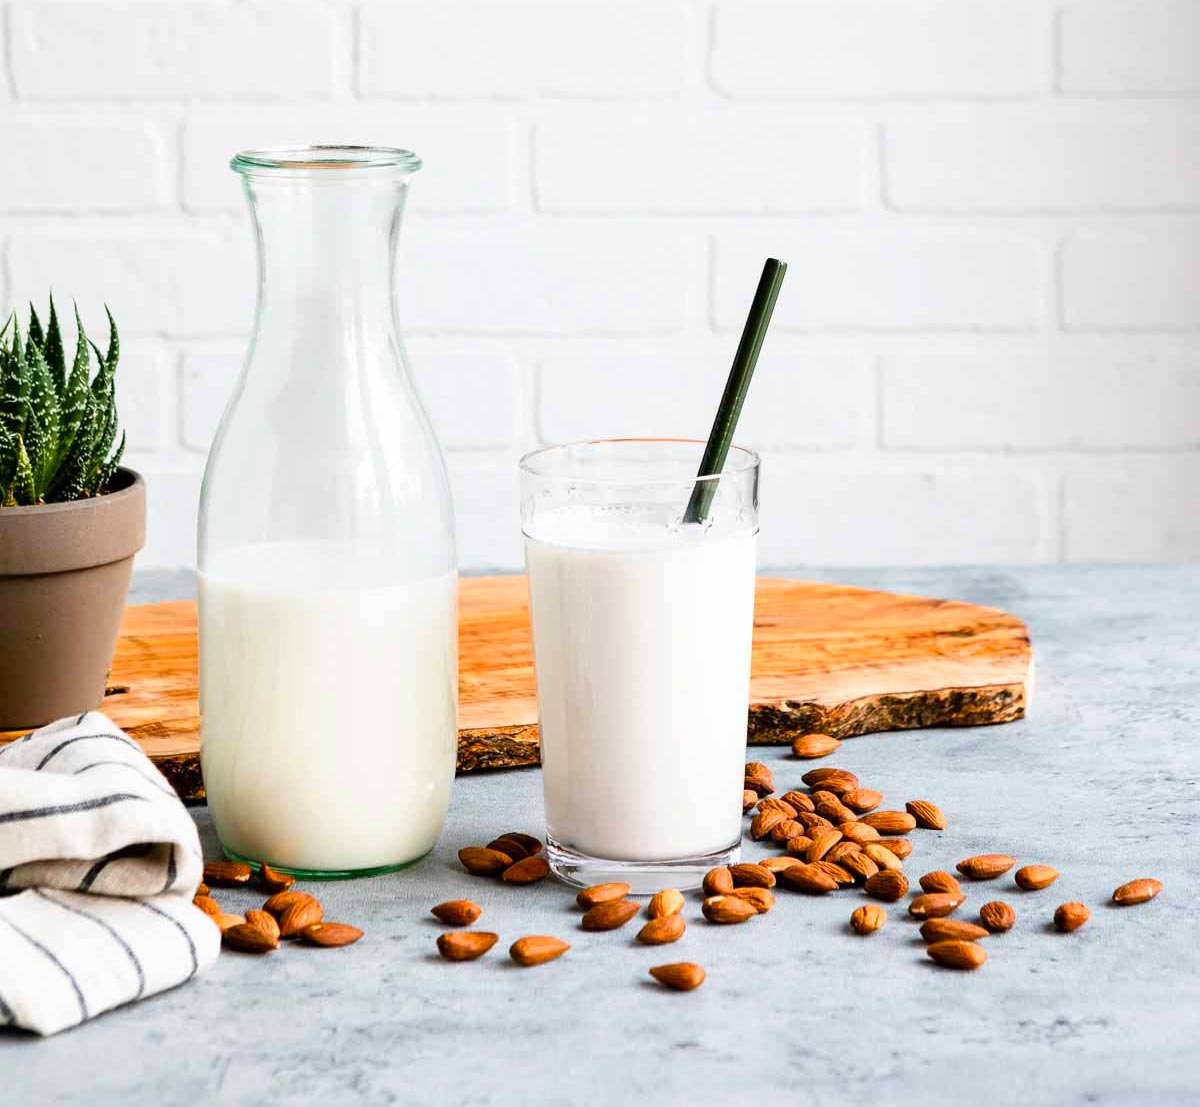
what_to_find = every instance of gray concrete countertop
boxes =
[6,566,1199,1106]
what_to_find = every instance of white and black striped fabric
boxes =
[0,712,219,1035]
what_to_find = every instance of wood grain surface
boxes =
[0,575,1032,801]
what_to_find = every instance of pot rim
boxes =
[0,466,143,516]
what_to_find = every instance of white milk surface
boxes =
[525,507,756,862]
[199,542,457,872]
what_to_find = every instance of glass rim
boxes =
[230,145,422,177]
[519,437,760,486]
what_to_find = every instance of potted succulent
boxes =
[0,299,143,729]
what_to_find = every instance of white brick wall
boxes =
[0,0,1196,568]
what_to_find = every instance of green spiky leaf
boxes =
[0,423,15,498]
[26,342,60,493]
[13,436,35,506]
[44,297,66,392]
[27,305,44,351]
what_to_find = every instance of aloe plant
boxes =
[0,299,125,506]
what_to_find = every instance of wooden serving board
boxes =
[0,576,1032,801]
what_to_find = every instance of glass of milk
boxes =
[198,147,458,878]
[521,438,759,891]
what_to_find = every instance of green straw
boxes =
[683,257,787,524]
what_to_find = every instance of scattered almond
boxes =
[759,855,805,876]
[825,841,862,866]
[577,882,631,909]
[299,922,364,948]
[862,843,904,872]
[956,854,1016,880]
[979,901,1016,932]
[791,732,840,759]
[905,800,947,831]
[257,863,295,893]
[908,892,966,919]
[581,899,640,931]
[863,869,909,902]
[728,886,776,913]
[750,809,786,841]
[192,895,220,919]
[214,913,246,933]
[841,788,883,813]
[742,789,758,813]
[876,838,913,860]
[770,818,806,843]
[502,832,543,855]
[702,868,734,897]
[780,790,816,814]
[245,909,281,943]
[702,895,758,924]
[1014,864,1059,891]
[637,914,687,945]
[920,919,989,943]
[757,797,797,818]
[1112,878,1163,906]
[278,897,324,939]
[744,761,774,796]
[784,835,814,856]
[501,855,551,885]
[919,871,962,895]
[861,811,917,834]
[649,962,705,991]
[431,899,483,926]
[813,795,856,825]
[196,882,209,897]
[794,811,835,833]
[840,850,880,882]
[801,768,859,795]
[806,828,844,863]
[487,835,530,861]
[203,860,253,887]
[926,940,986,971]
[1054,902,1090,933]
[842,822,881,845]
[850,904,887,935]
[438,931,499,962]
[647,889,685,919]
[730,862,776,889]
[458,846,513,877]
[510,935,570,966]
[263,890,316,917]
[778,862,838,895]
[223,922,278,954]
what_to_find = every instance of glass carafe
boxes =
[198,146,457,878]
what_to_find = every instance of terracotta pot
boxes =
[0,468,145,729]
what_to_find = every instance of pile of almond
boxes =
[195,860,364,954]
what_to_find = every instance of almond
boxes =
[750,809,786,841]
[794,811,835,833]
[576,882,632,909]
[728,886,775,913]
[770,818,806,843]
[279,897,324,939]
[647,889,685,919]
[581,899,640,931]
[760,855,805,875]
[1112,878,1163,906]
[257,863,295,893]
[841,822,881,845]
[510,935,570,966]
[840,850,880,882]
[825,841,861,866]
[223,922,278,953]
[1053,902,1090,932]
[956,854,1016,880]
[1010,865,1056,892]
[756,796,798,818]
[192,895,220,919]
[814,796,856,825]
[863,843,904,872]
[730,862,776,889]
[919,871,962,895]
[701,895,758,924]
[438,931,499,961]
[649,962,705,991]
[841,788,883,813]
[791,732,841,759]
[800,767,859,795]
[431,899,483,926]
[214,913,246,933]
[850,904,887,935]
[637,914,687,945]
[701,868,734,897]
[203,860,253,887]
[744,761,774,796]
[245,909,281,943]
[784,836,814,856]
[908,892,966,919]
[806,828,844,863]
[299,922,364,948]
[458,846,513,876]
[876,838,913,860]
[780,790,816,814]
[810,860,854,886]
[501,855,551,885]
[905,799,947,831]
[979,901,1015,932]
[487,835,530,861]
[920,919,989,943]
[263,890,317,917]
[500,832,543,855]
[864,869,909,902]
[742,789,759,813]
[861,811,917,834]
[196,882,209,896]
[778,862,838,895]
[926,940,986,971]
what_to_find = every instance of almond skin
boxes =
[576,882,631,909]
[488,834,541,861]
[780,790,816,814]
[431,899,483,926]
[908,892,966,919]
[438,931,499,961]
[728,887,776,913]
[794,811,835,833]
[760,855,805,876]
[649,962,705,991]
[223,922,278,953]
[196,883,209,896]
[778,862,838,895]
[919,871,962,895]
[647,889,685,919]
[927,940,987,970]
[458,846,513,877]
[850,904,887,935]
[257,863,295,893]
[840,850,880,882]
[864,868,910,901]
[1112,878,1163,906]
[245,909,281,943]
[510,935,570,966]
[500,832,543,855]
[299,922,364,948]
[1054,902,1090,932]
[702,868,735,896]
[784,836,814,856]
[701,895,758,924]
[279,897,324,939]
[810,860,855,886]
[861,811,917,834]
[863,843,904,872]
[744,761,774,796]
[730,862,776,889]
[756,797,798,818]
[750,809,787,841]
[1014,864,1059,891]
[192,895,220,919]
[825,841,862,866]
[956,854,1017,880]
[791,732,840,759]
[801,767,859,794]
[876,838,913,860]
[636,914,687,945]
[841,788,883,813]
[920,919,989,943]
[263,890,317,917]
[842,822,881,845]
[813,796,856,825]
[806,828,844,863]
[979,901,1016,932]
[501,855,551,885]
[581,899,640,931]
[214,913,246,933]
[770,819,806,843]
[203,860,253,887]
[742,789,758,813]
[905,800,947,831]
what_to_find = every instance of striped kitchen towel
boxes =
[0,712,219,1035]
